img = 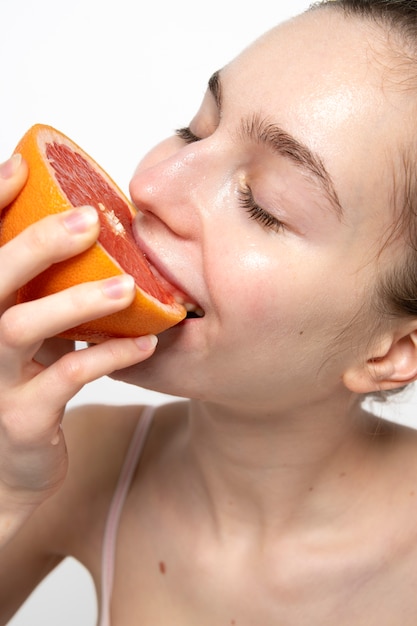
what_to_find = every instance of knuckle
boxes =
[23,213,81,260]
[24,220,51,254]
[0,306,28,347]
[1,407,29,443]
[102,339,129,362]
[102,338,145,368]
[55,351,85,386]
[67,283,93,310]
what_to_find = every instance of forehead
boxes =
[220,8,415,226]
[225,8,391,115]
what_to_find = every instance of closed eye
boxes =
[238,186,285,234]
[175,126,202,144]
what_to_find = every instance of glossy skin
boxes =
[2,6,417,626]
[120,9,414,408]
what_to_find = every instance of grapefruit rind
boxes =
[0,124,187,342]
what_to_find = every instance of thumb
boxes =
[0,154,28,209]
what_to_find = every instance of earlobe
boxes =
[343,329,417,394]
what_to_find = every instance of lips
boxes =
[133,228,204,319]
[146,258,204,318]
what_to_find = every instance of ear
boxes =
[343,326,417,394]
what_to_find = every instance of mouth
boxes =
[135,236,204,320]
[183,304,205,319]
[146,261,204,319]
[132,213,205,320]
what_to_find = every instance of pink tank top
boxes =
[98,405,155,626]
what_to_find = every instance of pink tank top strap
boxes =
[98,405,155,626]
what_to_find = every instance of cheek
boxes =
[235,251,278,319]
[214,243,360,344]
[214,247,298,329]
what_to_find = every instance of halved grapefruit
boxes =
[0,124,188,342]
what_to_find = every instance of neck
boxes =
[181,395,383,539]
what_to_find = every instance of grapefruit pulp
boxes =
[0,124,187,342]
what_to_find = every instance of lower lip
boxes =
[177,315,202,326]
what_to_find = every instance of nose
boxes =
[129,136,206,239]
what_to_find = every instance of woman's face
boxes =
[119,8,413,412]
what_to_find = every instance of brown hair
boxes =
[311,0,417,325]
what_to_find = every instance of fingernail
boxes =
[63,206,98,233]
[0,153,22,179]
[135,334,158,351]
[102,274,135,299]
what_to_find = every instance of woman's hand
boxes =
[0,154,157,545]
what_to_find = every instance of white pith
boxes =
[98,202,125,235]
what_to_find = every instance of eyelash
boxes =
[175,126,201,144]
[238,186,285,233]
[176,127,284,233]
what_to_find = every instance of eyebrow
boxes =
[207,70,343,219]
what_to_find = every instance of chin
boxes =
[109,358,157,386]
[108,316,217,399]
[109,351,212,403]
[108,350,186,397]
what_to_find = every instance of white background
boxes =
[1,0,416,623]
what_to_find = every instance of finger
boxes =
[0,206,100,306]
[0,154,28,209]
[19,336,158,438]
[0,275,136,374]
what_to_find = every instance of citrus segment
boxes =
[0,124,187,342]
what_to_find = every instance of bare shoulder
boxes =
[50,401,188,556]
